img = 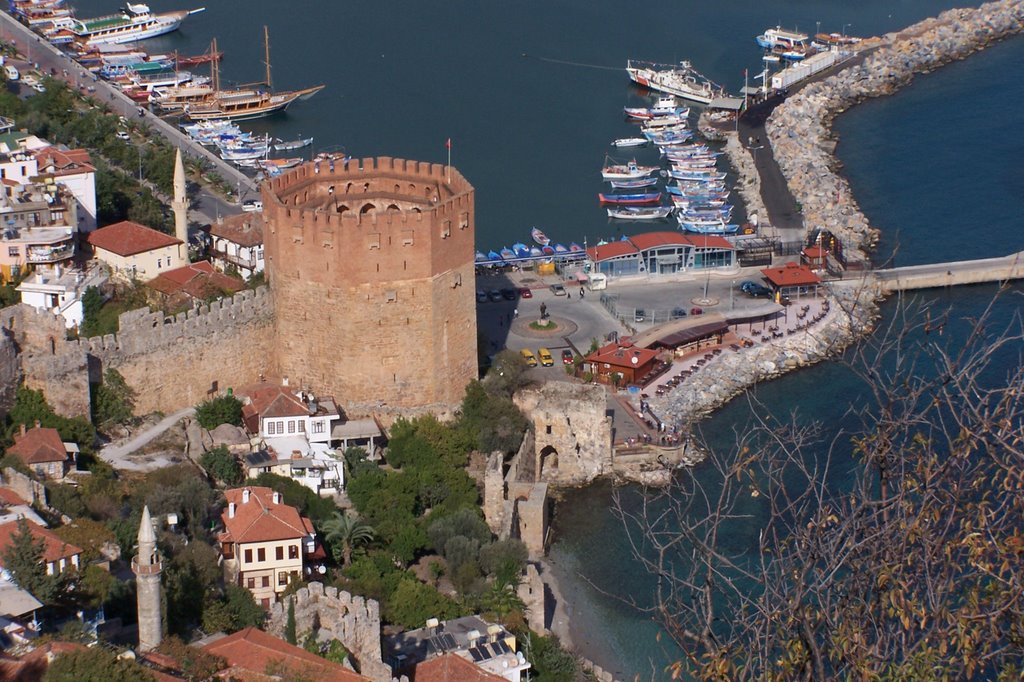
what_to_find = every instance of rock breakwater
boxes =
[766,0,1024,261]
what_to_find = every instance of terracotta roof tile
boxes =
[211,213,264,248]
[0,520,82,565]
[414,654,506,682]
[32,146,95,176]
[203,627,369,681]
[7,427,68,465]
[585,340,659,370]
[219,487,314,544]
[586,240,637,261]
[0,488,28,506]
[87,221,182,257]
[240,385,310,420]
[147,260,244,299]
[761,262,822,288]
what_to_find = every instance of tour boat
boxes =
[608,177,658,190]
[756,27,809,51]
[531,227,550,246]
[174,50,223,67]
[598,192,662,205]
[607,206,674,220]
[625,60,727,105]
[623,96,690,120]
[70,3,206,46]
[601,160,658,181]
[611,138,649,148]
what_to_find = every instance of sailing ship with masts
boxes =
[171,27,323,121]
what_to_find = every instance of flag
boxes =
[445,138,451,150]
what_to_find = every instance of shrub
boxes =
[194,394,243,430]
[200,445,243,485]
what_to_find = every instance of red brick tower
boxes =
[262,157,477,412]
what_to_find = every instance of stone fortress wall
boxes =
[261,157,478,414]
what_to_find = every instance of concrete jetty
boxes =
[873,250,1024,293]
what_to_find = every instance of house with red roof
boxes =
[32,146,97,233]
[146,260,244,306]
[210,212,264,279]
[584,339,661,387]
[5,423,77,480]
[218,487,322,607]
[202,627,369,681]
[86,220,186,281]
[760,262,822,300]
[586,231,736,278]
[0,520,82,577]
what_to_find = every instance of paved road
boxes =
[0,13,259,214]
[100,406,195,471]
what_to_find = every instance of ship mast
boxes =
[263,25,272,90]
[210,37,219,92]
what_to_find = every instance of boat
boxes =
[626,60,727,105]
[531,227,550,246]
[257,157,304,171]
[668,170,727,182]
[569,242,583,252]
[499,247,516,261]
[623,96,690,120]
[601,160,658,181]
[487,250,501,261]
[541,245,555,255]
[183,29,324,122]
[174,50,223,67]
[529,246,544,258]
[475,251,487,262]
[640,114,688,129]
[274,137,314,151]
[512,243,530,258]
[70,3,206,46]
[611,138,649,148]
[607,206,674,220]
[609,177,658,190]
[598,192,662,205]
[553,244,569,254]
[756,27,809,50]
[815,32,862,46]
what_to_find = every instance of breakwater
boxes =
[765,0,1024,261]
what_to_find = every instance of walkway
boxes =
[99,406,195,472]
[873,250,1024,292]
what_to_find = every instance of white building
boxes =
[209,211,264,279]
[32,146,97,234]
[17,262,107,329]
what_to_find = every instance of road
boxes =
[100,406,195,472]
[0,13,259,218]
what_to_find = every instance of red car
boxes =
[518,287,533,299]
[561,349,574,364]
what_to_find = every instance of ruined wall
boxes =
[0,327,22,418]
[514,383,613,487]
[267,582,390,682]
[262,157,478,414]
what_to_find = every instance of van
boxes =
[587,273,608,291]
[4,65,20,82]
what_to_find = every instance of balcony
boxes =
[211,246,259,271]
[26,244,74,264]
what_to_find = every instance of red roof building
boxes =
[760,262,822,299]
[218,487,319,607]
[414,653,507,682]
[6,424,75,479]
[0,520,82,576]
[584,339,661,387]
[146,260,244,303]
[587,231,736,277]
[210,212,264,279]
[87,221,186,280]
[202,627,369,681]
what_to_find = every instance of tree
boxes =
[42,646,155,682]
[285,599,297,645]
[321,510,375,567]
[386,577,462,629]
[156,637,226,681]
[91,369,136,427]
[615,301,1024,680]
[479,539,528,588]
[79,285,105,338]
[194,394,243,430]
[0,518,63,603]
[54,518,116,563]
[200,445,243,485]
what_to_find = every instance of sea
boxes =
[67,0,1024,677]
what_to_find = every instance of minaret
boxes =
[133,505,163,652]
[172,148,190,262]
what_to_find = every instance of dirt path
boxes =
[99,407,195,472]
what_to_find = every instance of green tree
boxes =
[427,507,491,554]
[79,286,105,338]
[5,386,96,457]
[194,394,244,430]
[522,632,578,682]
[386,577,462,630]
[91,369,136,427]
[42,646,155,682]
[78,564,117,608]
[222,583,265,630]
[478,539,528,588]
[156,637,226,681]
[199,445,243,485]
[285,599,297,645]
[321,510,375,567]
[253,472,339,524]
[0,518,63,603]
[53,518,116,563]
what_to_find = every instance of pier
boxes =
[872,250,1024,293]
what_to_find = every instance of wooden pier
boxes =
[872,250,1024,293]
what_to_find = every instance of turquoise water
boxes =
[60,1,1024,677]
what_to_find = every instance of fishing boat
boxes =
[541,245,555,255]
[70,3,206,46]
[756,27,809,51]
[640,114,688,129]
[174,50,223,67]
[569,242,583,253]
[598,192,662,205]
[623,96,690,120]
[601,160,658,181]
[626,60,727,105]
[184,28,324,122]
[609,177,658,190]
[531,227,550,246]
[499,247,516,261]
[512,243,530,258]
[529,246,544,258]
[815,32,861,46]
[668,170,727,182]
[257,157,304,172]
[274,137,314,151]
[475,251,487,262]
[611,137,649,148]
[607,206,674,220]
[487,250,501,261]
[553,244,569,255]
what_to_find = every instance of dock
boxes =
[872,250,1024,293]
[476,251,586,268]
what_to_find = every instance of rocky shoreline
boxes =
[766,0,1024,261]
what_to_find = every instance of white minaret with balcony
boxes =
[133,505,163,652]
[172,148,190,262]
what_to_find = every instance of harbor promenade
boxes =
[872,250,1024,293]
[0,13,258,205]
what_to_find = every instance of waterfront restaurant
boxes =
[584,339,660,386]
[586,231,736,278]
[760,262,822,301]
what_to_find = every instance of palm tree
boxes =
[322,511,374,567]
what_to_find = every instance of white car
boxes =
[31,83,45,93]
[241,199,263,212]
[115,131,130,141]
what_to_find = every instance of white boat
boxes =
[626,60,727,105]
[601,160,659,181]
[607,206,673,220]
[70,3,206,46]
[756,27,809,50]
[531,227,550,246]
[274,137,313,151]
[611,137,649,148]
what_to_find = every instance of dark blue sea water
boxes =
[66,1,1024,677]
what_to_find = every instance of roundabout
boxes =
[511,316,579,338]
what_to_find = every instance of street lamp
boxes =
[730,279,735,309]
[842,23,852,37]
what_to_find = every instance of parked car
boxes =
[241,199,263,212]
[549,283,566,296]
[501,288,517,301]
[634,309,645,322]
[115,130,130,141]
[476,290,488,303]
[561,349,574,365]
[518,287,533,299]
[538,348,554,367]
[488,290,503,302]
[671,307,688,319]
[520,349,538,367]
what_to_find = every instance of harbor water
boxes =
[63,1,1024,678]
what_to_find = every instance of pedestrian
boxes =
[514,308,519,318]
[580,287,585,298]
[567,290,572,299]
